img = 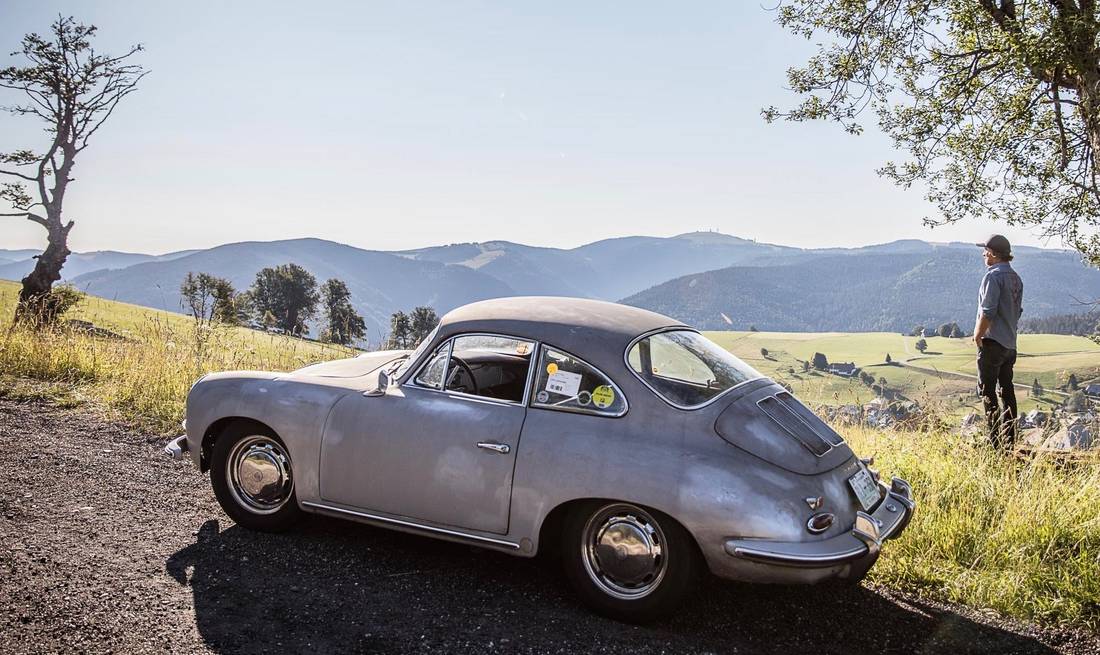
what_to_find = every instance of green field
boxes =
[706,330,1100,416]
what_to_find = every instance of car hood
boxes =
[713,383,855,475]
[292,350,409,379]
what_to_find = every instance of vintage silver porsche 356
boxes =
[167,297,914,621]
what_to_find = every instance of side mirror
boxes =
[365,368,391,397]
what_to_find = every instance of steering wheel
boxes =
[445,356,479,395]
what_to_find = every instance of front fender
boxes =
[184,371,353,501]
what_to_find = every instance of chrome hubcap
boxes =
[226,436,293,515]
[581,504,667,599]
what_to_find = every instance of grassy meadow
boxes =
[707,330,1100,417]
[0,280,1098,630]
[0,280,354,431]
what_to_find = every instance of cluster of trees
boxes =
[1031,379,1045,399]
[179,263,367,345]
[1020,312,1100,337]
[910,323,966,339]
[857,370,889,394]
[811,352,828,371]
[386,307,439,349]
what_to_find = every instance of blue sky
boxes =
[0,1,1060,254]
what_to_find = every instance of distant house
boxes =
[1085,384,1100,398]
[827,362,859,377]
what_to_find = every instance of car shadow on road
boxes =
[166,517,1060,655]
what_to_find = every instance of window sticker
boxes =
[536,390,550,403]
[545,369,582,397]
[577,390,592,406]
[591,385,615,409]
[546,362,559,375]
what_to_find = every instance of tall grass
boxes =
[848,424,1100,631]
[0,287,1097,630]
[0,305,353,432]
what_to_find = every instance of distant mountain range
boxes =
[621,247,1100,332]
[0,249,198,282]
[2,233,1097,342]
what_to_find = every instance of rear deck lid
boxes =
[714,387,853,475]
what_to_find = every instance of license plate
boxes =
[848,467,880,511]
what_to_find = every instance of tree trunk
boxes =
[16,218,73,324]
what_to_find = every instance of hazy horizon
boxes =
[0,229,1083,259]
[0,1,1071,255]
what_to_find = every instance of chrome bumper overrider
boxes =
[164,435,189,461]
[724,476,915,569]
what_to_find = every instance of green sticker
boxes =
[591,385,615,409]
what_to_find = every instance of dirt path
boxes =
[1,397,1097,654]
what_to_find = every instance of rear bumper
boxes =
[164,434,190,462]
[724,477,915,574]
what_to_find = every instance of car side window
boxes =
[446,335,534,403]
[414,341,451,390]
[532,346,626,416]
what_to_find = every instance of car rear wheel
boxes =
[561,501,699,623]
[210,422,302,531]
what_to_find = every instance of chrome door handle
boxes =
[476,442,510,454]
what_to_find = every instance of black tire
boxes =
[209,421,302,532]
[561,501,700,623]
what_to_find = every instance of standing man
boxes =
[973,235,1024,450]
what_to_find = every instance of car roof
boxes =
[437,296,686,372]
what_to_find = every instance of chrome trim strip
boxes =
[622,326,766,411]
[530,343,629,418]
[729,543,868,566]
[301,501,522,550]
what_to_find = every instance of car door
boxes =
[318,334,534,535]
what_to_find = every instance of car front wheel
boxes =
[561,501,699,623]
[210,422,302,531]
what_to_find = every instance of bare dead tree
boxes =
[1,16,145,323]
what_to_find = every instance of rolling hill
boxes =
[70,239,513,340]
[621,247,1100,332]
[398,231,798,299]
[0,249,198,282]
[3,232,1097,343]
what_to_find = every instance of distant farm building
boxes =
[827,362,859,377]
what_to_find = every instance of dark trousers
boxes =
[977,338,1018,449]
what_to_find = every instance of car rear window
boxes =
[532,346,626,417]
[627,330,761,408]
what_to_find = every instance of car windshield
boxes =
[393,326,440,380]
[627,330,762,408]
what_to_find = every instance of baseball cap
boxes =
[976,234,1011,255]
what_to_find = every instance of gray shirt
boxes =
[976,261,1023,350]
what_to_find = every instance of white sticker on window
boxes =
[545,370,582,397]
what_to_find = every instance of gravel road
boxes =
[1,396,1097,655]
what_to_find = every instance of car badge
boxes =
[805,496,823,511]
